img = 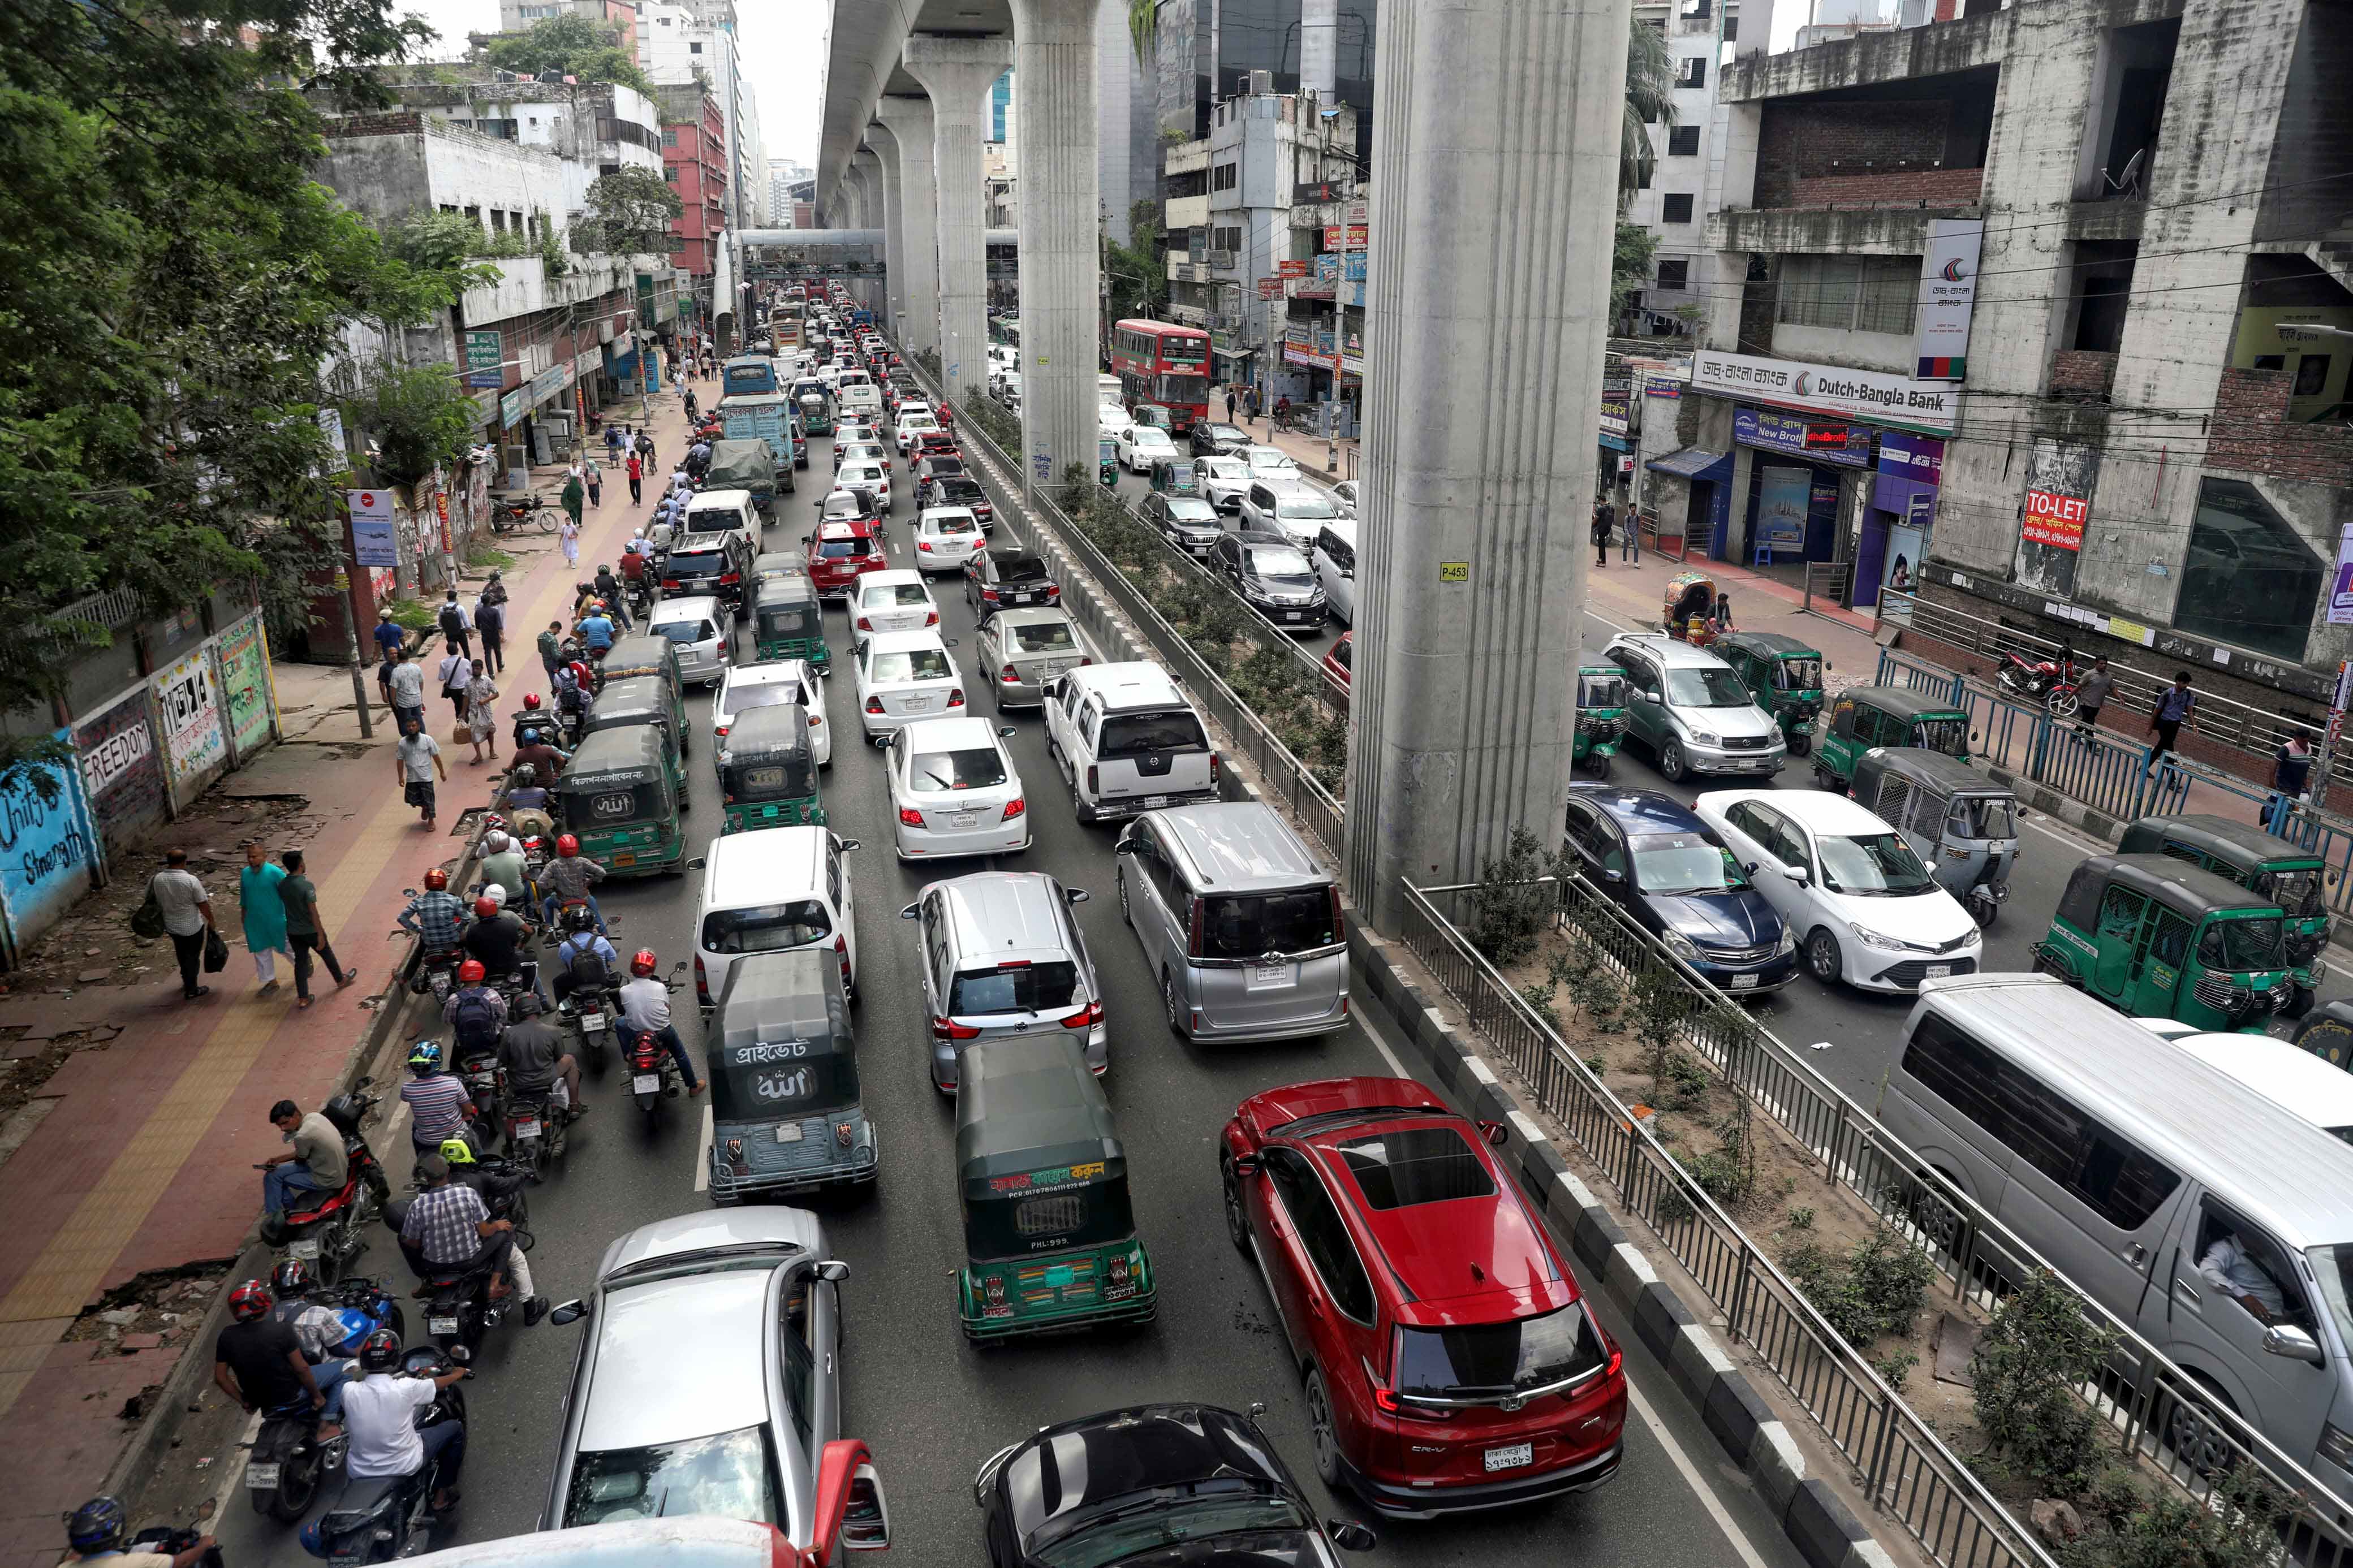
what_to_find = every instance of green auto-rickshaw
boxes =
[549,724,685,877]
[2117,814,2331,1018]
[754,551,812,591]
[579,674,691,809]
[2033,853,2296,1031]
[753,577,830,672]
[1098,435,1119,488]
[1148,458,1201,499]
[596,636,687,735]
[1716,632,1829,757]
[955,1033,1154,1345]
[719,703,825,833]
[706,947,873,1203]
[796,388,833,437]
[1575,665,1629,779]
[1815,685,1972,793]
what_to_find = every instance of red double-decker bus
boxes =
[1109,319,1213,433]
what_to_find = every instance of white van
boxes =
[689,826,862,1016]
[684,489,761,551]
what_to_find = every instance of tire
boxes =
[1303,1370,1344,1489]
[1164,970,1188,1038]
[1789,732,1812,757]
[1805,927,1843,986]
[1658,737,1688,784]
[1588,753,1613,781]
[2164,1381,2239,1481]
[1221,1158,1251,1251]
[1813,764,1839,792]
[2046,689,2080,720]
[533,507,558,535]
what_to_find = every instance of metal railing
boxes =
[1801,559,1852,617]
[1404,874,2353,1566]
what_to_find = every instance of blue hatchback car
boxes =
[1562,786,1800,994]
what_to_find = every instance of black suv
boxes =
[1190,420,1251,457]
[1209,529,1326,631]
[922,473,994,533]
[1140,492,1223,556]
[659,527,756,618]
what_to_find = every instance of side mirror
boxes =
[899,902,920,921]
[815,1259,852,1284]
[1111,839,1138,856]
[870,733,891,749]
[1783,864,1811,885]
[1329,1520,1378,1553]
[1065,887,1091,904]
[1603,869,1625,884]
[943,637,958,648]
[837,838,861,853]
[447,1344,472,1364]
[687,857,706,871]
[1639,691,1661,704]
[841,1463,891,1551]
[2265,1322,2326,1364]
[1743,861,1760,875]
[547,1299,588,1325]
[1477,1120,1510,1147]
[1231,1152,1261,1177]
[402,888,418,899]
[672,960,689,974]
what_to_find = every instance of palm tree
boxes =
[1128,0,1156,65]
[1621,20,1678,204]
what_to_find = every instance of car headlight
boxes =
[1662,930,1702,963]
[1687,729,1722,747]
[1849,922,1908,951]
[1776,927,1798,956]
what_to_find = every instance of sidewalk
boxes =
[0,387,699,1561]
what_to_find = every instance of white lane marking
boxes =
[208,1410,264,1522]
[1623,1373,1777,1568]
[1350,990,1414,1080]
[693,1104,713,1192]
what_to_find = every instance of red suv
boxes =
[1221,1076,1626,1518]
[805,518,886,600]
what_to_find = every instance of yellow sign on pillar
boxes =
[1438,561,1469,582]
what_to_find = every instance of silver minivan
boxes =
[648,594,731,688]
[1882,973,2353,1488]
[1113,802,1347,1043]
[900,872,1106,1093]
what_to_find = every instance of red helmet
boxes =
[631,949,658,977]
[522,692,542,711]
[568,662,593,685]
[474,896,499,920]
[557,834,580,858]
[228,1280,272,1321]
[424,868,450,891]
[458,958,487,985]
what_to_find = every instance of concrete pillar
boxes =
[874,95,941,358]
[1342,0,1630,935]
[1009,0,1100,504]
[851,149,885,316]
[904,36,1014,411]
[867,128,908,336]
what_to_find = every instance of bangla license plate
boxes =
[1731,973,1759,990]
[427,1316,460,1336]
[632,1073,661,1094]
[244,1463,282,1491]
[1249,962,1296,990]
[613,852,636,867]
[287,1237,321,1260]
[579,1012,606,1030]
[513,1118,542,1139]
[903,696,934,712]
[946,813,981,831]
[777,1124,803,1143]
[1924,965,1953,979]
[1143,794,1170,808]
[1485,1442,1534,1472]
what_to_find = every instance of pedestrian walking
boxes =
[396,715,447,829]
[2073,655,2114,740]
[436,641,470,728]
[1224,387,1237,424]
[605,424,623,463]
[239,841,291,992]
[464,660,500,766]
[276,849,351,1009]
[475,594,506,677]
[561,469,585,529]
[386,647,426,736]
[584,456,602,509]
[371,611,404,708]
[2268,733,2314,826]
[1619,509,1641,564]
[2148,671,2196,768]
[538,620,565,680]
[436,591,471,662]
[636,430,656,466]
[1590,504,1614,568]
[149,849,216,1001]
[625,452,644,504]
[683,388,699,424]
[558,515,581,569]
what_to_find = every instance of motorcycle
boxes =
[389,1168,531,1359]
[261,1082,390,1285]
[246,1276,406,1522]
[452,1040,506,1142]
[127,1524,223,1568]
[559,983,618,1067]
[399,924,461,1004]
[1996,645,2082,716]
[624,574,653,622]
[503,1086,571,1179]
[304,1346,468,1562]
[486,493,554,536]
[626,965,689,1116]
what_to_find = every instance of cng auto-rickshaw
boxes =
[706,947,874,1204]
[1815,685,1973,793]
[1665,571,1720,646]
[578,674,691,810]
[2033,853,2296,1031]
[754,551,812,590]
[796,388,833,437]
[1851,747,2017,928]
[1147,458,1201,499]
[753,577,830,672]
[1098,436,1119,488]
[1717,631,1829,757]
[1575,665,1630,779]
[954,1033,1154,1344]
[2117,814,2331,1017]
[719,703,825,833]
[549,724,685,877]
[596,636,688,727]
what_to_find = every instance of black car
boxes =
[1140,491,1224,556]
[1561,784,1803,993]
[965,548,1061,612]
[975,1404,1376,1567]
[1190,420,1251,457]
[660,528,756,617]
[923,474,995,533]
[1211,529,1327,631]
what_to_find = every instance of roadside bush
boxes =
[961,392,1019,453]
[1631,967,1688,1104]
[2065,1465,2287,1568]
[1970,1268,2113,1500]
[1784,1224,1934,1350]
[1467,828,1574,966]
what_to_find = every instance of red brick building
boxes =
[658,84,727,275]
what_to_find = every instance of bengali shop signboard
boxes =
[1691,349,1959,435]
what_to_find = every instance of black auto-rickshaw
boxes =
[753,577,830,672]
[1716,632,1829,757]
[1574,666,1628,779]
[955,1033,1154,1344]
[2117,814,2331,1017]
[548,724,685,876]
[706,947,874,1204]
[1850,747,2017,928]
[579,674,691,807]
[1815,685,1973,792]
[719,703,825,833]
[2034,853,2296,1031]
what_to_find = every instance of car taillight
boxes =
[1365,1358,1399,1414]
[855,615,873,632]
[662,578,680,590]
[714,724,729,738]
[719,572,740,585]
[1045,584,1061,601]
[809,712,824,727]
[948,688,964,708]
[1001,663,1019,684]
[865,696,884,714]
[1329,885,1344,946]
[981,587,999,602]
[695,954,710,1005]
[917,539,933,552]
[1002,797,1025,820]
[1187,897,1205,957]
[899,806,925,828]
[1061,998,1102,1030]
[933,1016,981,1040]
[925,609,939,627]
[1209,751,1221,785]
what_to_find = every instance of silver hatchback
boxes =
[900,871,1106,1092]
[973,607,1087,709]
[1114,802,1348,1043]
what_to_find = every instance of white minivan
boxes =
[689,825,861,1016]
[1309,521,1358,624]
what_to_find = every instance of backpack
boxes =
[564,938,613,992]
[438,602,464,640]
[453,988,502,1051]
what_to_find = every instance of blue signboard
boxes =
[1734,405,1871,468]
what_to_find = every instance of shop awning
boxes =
[1648,447,1730,479]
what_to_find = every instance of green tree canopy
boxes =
[1102,200,1171,322]
[480,14,655,98]
[1622,20,1679,202]
[578,166,685,257]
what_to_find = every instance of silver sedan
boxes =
[974,607,1088,709]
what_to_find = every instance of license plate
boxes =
[777,1123,804,1143]
[903,696,934,712]
[1731,973,1759,990]
[1143,794,1170,808]
[945,813,980,830]
[613,852,637,867]
[632,1073,661,1093]
[1249,962,1296,990]
[287,1238,321,1260]
[244,1463,282,1490]
[512,1118,542,1139]
[579,1013,606,1030]
[1485,1442,1534,1472]
[428,1316,460,1336]
[1283,610,1303,621]
[1924,964,1952,978]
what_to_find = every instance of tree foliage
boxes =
[1621,21,1679,202]
[1127,0,1158,65]
[578,166,685,257]
[1102,199,1171,321]
[335,364,482,491]
[478,13,654,97]
[1613,221,1660,321]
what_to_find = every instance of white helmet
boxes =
[483,829,511,854]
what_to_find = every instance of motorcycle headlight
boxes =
[1849,922,1907,952]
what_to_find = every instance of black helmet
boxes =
[515,992,545,1018]
[65,1496,128,1553]
[562,904,597,935]
[357,1327,403,1373]
[270,1256,316,1297]
[509,763,539,789]
[322,1092,366,1135]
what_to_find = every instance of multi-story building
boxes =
[1150,0,1375,161]
[1661,0,2353,723]
[769,158,812,228]
[498,0,639,62]
[658,83,727,278]
[1623,0,1741,338]
[392,76,664,178]
[640,0,754,226]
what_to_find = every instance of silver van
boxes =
[1882,973,2353,1487]
[648,595,731,688]
[899,872,1106,1093]
[1113,802,1347,1043]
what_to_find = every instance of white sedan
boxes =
[1097,404,1134,439]
[1329,480,1360,517]
[837,460,892,514]
[1116,425,1180,474]
[885,717,1031,860]
[712,658,830,767]
[893,409,938,457]
[853,628,966,738]
[1693,790,1983,994]
[1242,444,1301,482]
[852,569,940,636]
[912,507,985,576]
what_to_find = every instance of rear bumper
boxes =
[1076,785,1219,824]
[1340,1439,1624,1519]
[960,1288,1156,1340]
[1177,999,1350,1045]
[709,1156,876,1204]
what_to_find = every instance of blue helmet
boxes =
[66,1495,128,1553]
[406,1039,443,1074]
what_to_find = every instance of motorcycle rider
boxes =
[396,869,464,960]
[475,831,529,914]
[214,1279,342,1436]
[538,834,609,935]
[60,1497,215,1567]
[592,564,631,632]
[618,948,706,1096]
[508,720,569,782]
[442,958,510,1062]
[575,602,617,662]
[258,1096,347,1221]
[499,992,585,1119]
[398,1154,542,1321]
[267,1257,363,1367]
[399,1041,475,1157]
[458,896,535,998]
[549,905,621,1010]
[336,1329,469,1519]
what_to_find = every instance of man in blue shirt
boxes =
[373,612,405,707]
[2148,671,2195,767]
[576,610,617,656]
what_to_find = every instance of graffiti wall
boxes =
[0,732,102,964]
[74,686,169,859]
[153,647,227,806]
[215,613,277,758]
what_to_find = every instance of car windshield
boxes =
[1204,459,1247,478]
[1632,832,1750,895]
[996,556,1049,584]
[1948,797,2016,839]
[865,583,932,608]
[1245,546,1313,578]
[701,900,831,954]
[1032,1496,1316,1568]
[908,745,1008,792]
[1394,1302,1608,1400]
[1010,621,1076,653]
[947,960,1079,1016]
[1167,499,1218,523]
[2261,868,2325,919]
[1277,495,1338,520]
[1098,710,1208,758]
[1817,832,1940,896]
[1246,450,1296,474]
[1200,888,1337,958]
[2306,1246,2353,1357]
[1205,424,1246,443]
[1335,1126,1497,1210]
[2200,915,2286,970]
[1665,668,1756,707]
[870,649,951,683]
[563,1424,780,1528]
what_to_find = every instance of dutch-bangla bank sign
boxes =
[1691,349,1960,436]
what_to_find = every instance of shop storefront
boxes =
[1855,431,1944,607]
[1731,405,1870,567]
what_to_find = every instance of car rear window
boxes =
[657,620,717,644]
[871,649,951,682]
[725,681,803,714]
[1393,1303,1608,1401]
[700,900,832,954]
[818,538,874,560]
[928,513,979,535]
[1010,621,1076,654]
[996,556,1048,584]
[667,549,725,572]
[1199,887,1337,959]
[865,582,932,607]
[908,746,1008,792]
[1097,710,1208,759]
[948,960,1079,1016]
[923,458,966,478]
[1334,1126,1497,1210]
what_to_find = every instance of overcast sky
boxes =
[393,0,830,167]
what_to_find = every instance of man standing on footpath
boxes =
[626,450,643,505]
[277,848,352,1008]
[476,590,506,677]
[150,849,216,1001]
[2073,655,2115,741]
[396,715,448,830]
[386,646,426,735]
[372,611,405,709]
[537,620,565,683]
[239,841,291,993]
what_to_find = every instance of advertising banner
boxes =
[1277,260,1309,278]
[153,647,226,788]
[1324,225,1342,250]
[1692,349,1959,434]
[1876,431,1946,485]
[2015,435,2100,598]
[1759,467,1812,550]
[1257,278,1283,298]
[2328,524,2353,625]
[1597,394,1631,442]
[1733,406,1872,467]
[1345,223,1368,248]
[0,731,100,958]
[1914,219,1983,382]
[463,330,505,389]
[2023,483,2091,551]
[215,614,276,757]
[349,489,397,567]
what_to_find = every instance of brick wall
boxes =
[321,112,425,139]
[2049,348,2119,401]
[2208,367,2353,486]
[1787,167,1986,206]
[1757,99,1957,208]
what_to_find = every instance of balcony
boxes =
[1166,193,1210,231]
[1721,7,2011,102]
[1166,254,1209,284]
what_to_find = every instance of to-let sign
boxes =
[2022,486,2089,552]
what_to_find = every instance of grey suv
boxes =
[1114,802,1348,1043]
[1604,633,1786,783]
[900,871,1107,1092]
